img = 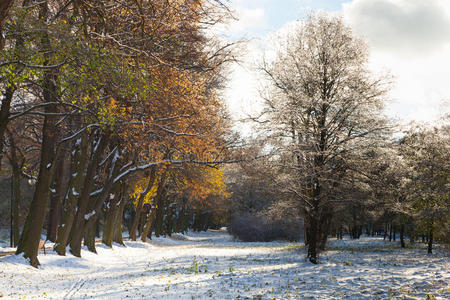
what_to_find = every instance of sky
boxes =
[220,0,450,133]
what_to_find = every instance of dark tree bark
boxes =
[8,133,22,247]
[318,208,332,250]
[393,224,396,241]
[140,206,156,243]
[112,187,128,246]
[129,166,157,241]
[84,224,97,253]
[54,131,90,255]
[102,186,122,248]
[0,87,14,169]
[151,170,167,237]
[427,224,433,254]
[69,134,108,257]
[306,212,318,264]
[46,150,69,242]
[81,144,122,250]
[389,223,393,242]
[154,188,167,237]
[15,1,59,267]
[400,223,405,248]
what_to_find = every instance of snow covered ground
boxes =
[0,231,449,299]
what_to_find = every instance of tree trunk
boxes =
[82,146,122,250]
[46,151,69,242]
[69,134,108,257]
[102,188,121,248]
[152,171,167,237]
[113,192,128,246]
[0,87,14,170]
[154,190,166,237]
[427,224,433,254]
[84,224,97,253]
[306,213,318,264]
[15,101,57,267]
[389,223,392,242]
[318,209,332,250]
[54,131,90,255]
[393,224,396,241]
[11,161,21,247]
[15,2,59,267]
[129,166,157,241]
[141,206,156,243]
[400,223,405,248]
[8,132,22,247]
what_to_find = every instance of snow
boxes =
[0,233,448,299]
[72,187,79,196]
[84,211,96,221]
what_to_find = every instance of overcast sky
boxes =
[221,0,450,133]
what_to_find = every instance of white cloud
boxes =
[343,0,450,56]
[223,0,450,135]
[343,0,450,124]
[225,7,267,36]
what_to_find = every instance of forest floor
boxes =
[0,231,449,299]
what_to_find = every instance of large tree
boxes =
[261,14,390,263]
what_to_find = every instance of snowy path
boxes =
[0,232,449,299]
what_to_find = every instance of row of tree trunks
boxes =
[102,183,124,247]
[54,130,91,255]
[140,206,156,243]
[69,134,109,257]
[46,149,70,242]
[129,166,157,241]
[84,145,124,250]
[112,186,128,246]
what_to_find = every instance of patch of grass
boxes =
[343,259,353,266]
[281,242,304,252]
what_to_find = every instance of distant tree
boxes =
[260,14,390,263]
[400,122,450,253]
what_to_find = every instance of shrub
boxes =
[229,212,303,242]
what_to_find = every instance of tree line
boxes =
[1,0,235,267]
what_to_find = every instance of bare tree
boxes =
[260,14,390,263]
